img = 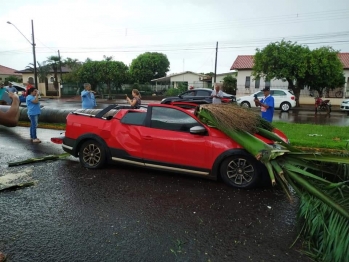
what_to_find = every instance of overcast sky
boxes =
[1,0,348,75]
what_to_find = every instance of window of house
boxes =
[150,107,202,132]
[265,80,271,88]
[50,77,54,83]
[255,78,260,89]
[121,111,146,126]
[28,77,34,84]
[245,76,251,88]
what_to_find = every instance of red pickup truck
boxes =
[52,103,288,189]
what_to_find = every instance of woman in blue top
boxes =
[81,83,97,109]
[26,87,41,143]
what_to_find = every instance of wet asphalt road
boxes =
[0,126,309,262]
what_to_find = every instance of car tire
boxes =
[280,102,291,112]
[220,153,260,189]
[240,101,251,108]
[79,140,106,169]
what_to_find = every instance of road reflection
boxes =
[275,111,349,126]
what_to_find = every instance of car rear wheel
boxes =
[280,102,291,112]
[79,140,106,169]
[220,154,259,189]
[240,101,251,108]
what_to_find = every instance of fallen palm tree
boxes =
[196,103,349,262]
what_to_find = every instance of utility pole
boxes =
[213,41,218,84]
[31,20,38,90]
[58,50,63,98]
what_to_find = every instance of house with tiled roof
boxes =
[230,53,349,97]
[0,65,22,83]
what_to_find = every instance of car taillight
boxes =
[51,137,63,144]
[291,96,295,100]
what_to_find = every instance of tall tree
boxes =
[129,52,170,84]
[46,55,61,89]
[222,74,237,95]
[306,47,345,97]
[252,40,310,107]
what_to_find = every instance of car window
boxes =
[121,111,146,126]
[272,90,286,96]
[181,91,195,97]
[254,91,263,97]
[150,107,202,132]
[196,90,211,96]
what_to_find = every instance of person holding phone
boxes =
[125,89,141,109]
[81,83,97,109]
[26,88,41,143]
[254,87,274,122]
[211,83,223,104]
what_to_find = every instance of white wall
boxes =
[171,73,204,89]
[344,69,349,98]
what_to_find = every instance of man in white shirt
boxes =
[211,83,223,104]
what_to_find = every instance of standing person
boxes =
[254,87,274,122]
[6,82,18,94]
[26,87,41,143]
[125,89,141,109]
[0,92,20,127]
[25,81,33,97]
[211,83,223,104]
[81,83,97,109]
[0,83,6,105]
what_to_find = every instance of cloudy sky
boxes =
[1,0,348,75]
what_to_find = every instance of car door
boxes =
[139,106,212,173]
[195,90,212,102]
[271,90,286,108]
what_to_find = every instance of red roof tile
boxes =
[338,53,349,69]
[0,65,22,76]
[230,55,254,70]
[230,53,349,70]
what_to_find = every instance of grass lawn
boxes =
[273,122,349,151]
[17,121,349,151]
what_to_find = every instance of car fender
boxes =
[211,149,259,179]
[72,133,111,160]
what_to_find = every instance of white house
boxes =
[214,72,237,85]
[151,71,211,90]
[230,53,349,98]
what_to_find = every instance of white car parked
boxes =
[340,99,349,114]
[236,89,296,112]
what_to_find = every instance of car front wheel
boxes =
[280,102,291,112]
[79,140,106,169]
[220,154,259,189]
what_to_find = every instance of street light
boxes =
[7,20,38,90]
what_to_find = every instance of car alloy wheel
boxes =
[280,102,291,112]
[220,154,259,189]
[79,140,106,169]
[241,101,251,108]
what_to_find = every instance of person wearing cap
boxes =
[254,87,274,122]
[6,82,18,94]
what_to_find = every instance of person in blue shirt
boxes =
[254,87,274,122]
[81,83,97,109]
[26,87,41,143]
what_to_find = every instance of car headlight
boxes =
[161,98,165,102]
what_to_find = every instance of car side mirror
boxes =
[190,126,206,135]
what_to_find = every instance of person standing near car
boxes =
[6,82,17,93]
[26,87,41,143]
[254,87,274,122]
[126,89,142,109]
[81,83,97,109]
[211,83,223,104]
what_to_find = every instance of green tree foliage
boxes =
[253,40,310,107]
[222,75,237,95]
[253,40,345,106]
[76,59,128,99]
[46,55,61,89]
[62,57,82,83]
[129,52,170,84]
[306,47,345,97]
[5,75,22,83]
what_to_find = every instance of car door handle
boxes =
[142,136,153,140]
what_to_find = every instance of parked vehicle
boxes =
[340,98,349,115]
[315,97,331,113]
[236,89,296,112]
[160,88,236,104]
[51,103,288,189]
